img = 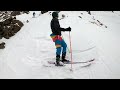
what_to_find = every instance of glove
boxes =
[66,27,71,31]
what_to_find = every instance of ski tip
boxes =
[81,63,92,68]
[48,61,55,64]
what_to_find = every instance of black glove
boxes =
[66,27,71,31]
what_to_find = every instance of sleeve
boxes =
[54,19,67,31]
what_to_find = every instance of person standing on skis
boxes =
[50,12,71,66]
[33,12,35,18]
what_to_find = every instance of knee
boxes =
[57,47,61,50]
[63,43,67,48]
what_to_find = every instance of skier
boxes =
[50,12,71,66]
[26,20,29,23]
[33,12,35,18]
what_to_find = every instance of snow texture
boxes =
[0,11,120,79]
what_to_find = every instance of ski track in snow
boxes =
[0,11,120,79]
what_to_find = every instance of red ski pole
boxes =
[69,31,73,71]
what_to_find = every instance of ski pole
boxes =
[61,35,71,53]
[69,31,73,71]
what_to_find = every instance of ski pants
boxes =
[50,34,67,56]
[55,39,67,56]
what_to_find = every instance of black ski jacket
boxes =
[50,18,69,36]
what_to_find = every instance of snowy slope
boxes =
[0,11,120,79]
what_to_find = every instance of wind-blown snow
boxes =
[0,11,120,79]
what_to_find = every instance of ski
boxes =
[43,64,66,68]
[48,59,95,64]
[43,59,95,68]
[69,59,95,64]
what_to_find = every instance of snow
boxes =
[0,11,120,79]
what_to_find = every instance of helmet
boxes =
[52,12,58,18]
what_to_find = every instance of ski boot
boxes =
[61,52,70,64]
[55,55,64,66]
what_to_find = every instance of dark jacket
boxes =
[50,18,68,36]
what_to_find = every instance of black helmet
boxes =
[52,12,58,18]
